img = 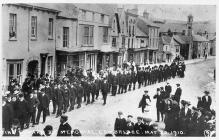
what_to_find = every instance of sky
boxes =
[122,4,216,22]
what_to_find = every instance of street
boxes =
[21,58,215,136]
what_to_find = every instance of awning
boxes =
[56,49,100,55]
[133,47,148,52]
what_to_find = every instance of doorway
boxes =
[28,60,38,77]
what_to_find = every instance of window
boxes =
[81,10,86,20]
[48,18,53,39]
[101,14,104,23]
[63,27,69,47]
[83,25,94,46]
[31,16,37,39]
[112,37,117,47]
[9,13,17,40]
[103,27,108,43]
[176,46,179,52]
[122,21,125,33]
[112,20,116,31]
[132,25,135,36]
[47,56,53,76]
[129,25,131,36]
[92,12,95,21]
[122,37,125,48]
[7,60,22,85]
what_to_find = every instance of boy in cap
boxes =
[43,125,53,136]
[114,111,127,136]
[151,123,161,136]
[134,116,144,136]
[142,118,153,136]
[125,115,134,136]
[57,115,72,136]
[139,90,151,113]
[3,118,20,136]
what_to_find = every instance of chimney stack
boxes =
[143,10,149,19]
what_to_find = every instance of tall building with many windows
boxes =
[1,4,59,91]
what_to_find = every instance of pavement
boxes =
[20,57,216,137]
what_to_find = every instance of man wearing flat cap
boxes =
[174,84,182,104]
[57,115,72,136]
[202,91,212,111]
[142,117,153,136]
[125,115,135,136]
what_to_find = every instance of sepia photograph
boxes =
[1,0,217,137]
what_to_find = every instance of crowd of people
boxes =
[1,58,194,136]
[113,83,215,137]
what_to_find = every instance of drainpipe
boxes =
[27,8,30,52]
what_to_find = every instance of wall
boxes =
[2,4,57,91]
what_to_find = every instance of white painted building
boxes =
[1,4,59,92]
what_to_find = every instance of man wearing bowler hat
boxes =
[202,91,212,111]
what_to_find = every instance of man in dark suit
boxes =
[45,82,52,116]
[14,93,29,131]
[6,94,15,128]
[174,84,182,104]
[101,78,109,105]
[114,111,127,136]
[2,97,11,131]
[165,82,172,98]
[57,115,72,136]
[36,88,49,124]
[153,88,164,122]
[62,83,70,113]
[27,92,40,127]
[178,100,192,136]
[69,83,76,111]
[202,91,212,111]
[56,83,64,117]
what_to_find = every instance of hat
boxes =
[160,87,164,90]
[12,118,20,126]
[204,91,210,94]
[192,106,199,112]
[43,125,53,131]
[176,84,180,86]
[127,115,133,118]
[61,115,68,122]
[144,90,148,93]
[151,123,158,127]
[157,88,160,91]
[143,118,152,122]
[18,93,24,98]
[118,111,123,115]
[137,116,142,120]
[181,100,190,106]
[14,90,20,95]
[197,96,202,99]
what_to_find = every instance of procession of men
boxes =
[2,57,215,136]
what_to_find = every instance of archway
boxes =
[28,60,38,77]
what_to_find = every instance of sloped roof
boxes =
[159,21,216,34]
[137,17,149,35]
[136,26,148,37]
[73,3,109,15]
[173,35,192,44]
[193,34,208,42]
[138,16,160,28]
